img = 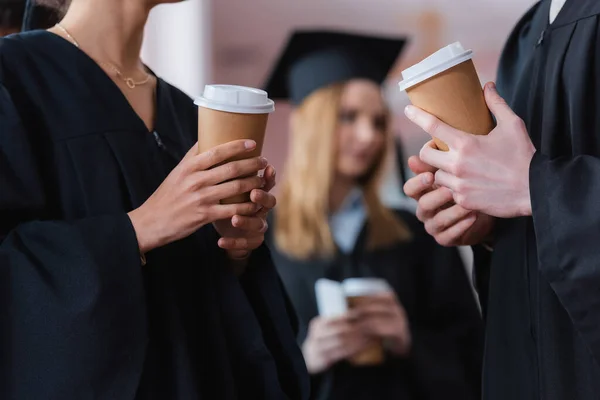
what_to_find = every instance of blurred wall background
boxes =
[143,0,537,192]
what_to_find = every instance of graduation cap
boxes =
[21,0,63,31]
[264,30,408,104]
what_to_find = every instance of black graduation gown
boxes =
[0,31,309,400]
[477,0,600,398]
[267,210,483,400]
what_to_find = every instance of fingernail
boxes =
[259,157,268,167]
[404,105,416,120]
[232,216,239,225]
[421,174,432,185]
[245,140,256,149]
[487,82,496,91]
[261,178,266,188]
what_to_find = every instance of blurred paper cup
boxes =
[343,278,392,366]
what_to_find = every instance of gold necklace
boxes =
[55,23,152,89]
[99,62,152,89]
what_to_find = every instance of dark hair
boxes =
[21,0,70,31]
[1,1,26,30]
[34,0,69,13]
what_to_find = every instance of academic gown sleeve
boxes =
[409,225,484,400]
[0,82,148,398]
[529,151,600,366]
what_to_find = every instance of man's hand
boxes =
[405,82,536,219]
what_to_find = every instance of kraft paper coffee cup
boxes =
[195,85,275,204]
[399,42,495,151]
[343,278,392,366]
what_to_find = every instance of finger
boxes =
[315,325,356,344]
[405,105,463,149]
[209,202,261,221]
[321,329,368,351]
[202,157,268,186]
[435,213,478,247]
[226,250,250,260]
[218,236,264,251]
[354,303,398,319]
[434,169,461,192]
[204,175,265,203]
[320,339,353,363]
[250,189,277,211]
[231,215,268,233]
[358,316,403,337]
[403,173,435,200]
[407,153,437,175]
[262,165,277,192]
[419,142,454,172]
[419,186,454,214]
[484,82,513,123]
[426,204,474,236]
[326,337,370,362]
[314,318,357,338]
[369,291,400,303]
[352,292,396,306]
[195,140,257,170]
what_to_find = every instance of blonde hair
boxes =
[275,83,412,260]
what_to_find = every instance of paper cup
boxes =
[399,42,495,151]
[195,85,275,204]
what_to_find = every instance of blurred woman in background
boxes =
[0,0,309,398]
[264,30,483,400]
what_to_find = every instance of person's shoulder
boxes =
[0,34,27,65]
[0,31,52,80]
[0,30,48,57]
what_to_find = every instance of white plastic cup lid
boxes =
[194,84,275,114]
[398,42,473,91]
[343,278,392,297]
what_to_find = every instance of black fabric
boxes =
[263,30,407,104]
[394,136,409,188]
[0,31,309,399]
[266,210,483,400]
[471,245,492,320]
[480,0,600,398]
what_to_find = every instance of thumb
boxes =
[484,82,514,122]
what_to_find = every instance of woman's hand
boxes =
[404,155,496,247]
[404,82,536,218]
[128,140,266,254]
[354,293,412,357]
[213,165,277,260]
[302,314,370,374]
